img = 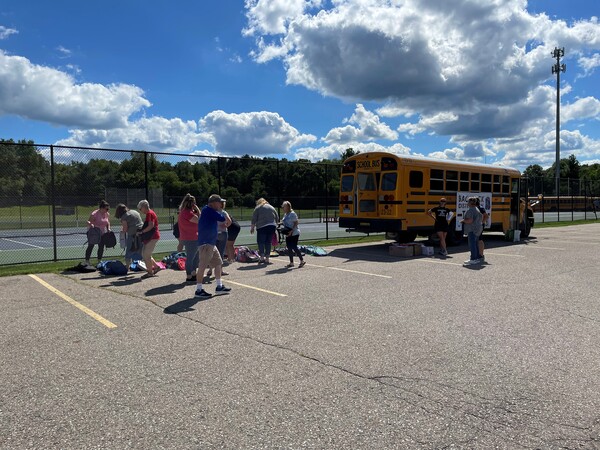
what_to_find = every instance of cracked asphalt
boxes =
[1,223,600,449]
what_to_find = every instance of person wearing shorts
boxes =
[194,194,232,298]
[427,197,451,256]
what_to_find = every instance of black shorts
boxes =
[227,222,241,241]
[434,223,449,233]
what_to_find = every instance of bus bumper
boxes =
[339,217,404,233]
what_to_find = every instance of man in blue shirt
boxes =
[195,194,232,298]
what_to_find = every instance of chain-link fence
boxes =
[521,175,600,222]
[2,141,599,266]
[0,141,345,266]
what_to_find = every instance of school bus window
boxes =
[482,173,492,192]
[382,172,398,191]
[341,175,354,192]
[460,172,470,191]
[358,172,376,191]
[430,169,444,191]
[511,179,518,193]
[471,173,480,191]
[408,171,423,188]
[446,170,458,191]
[502,176,510,194]
[493,174,501,193]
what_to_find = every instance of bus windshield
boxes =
[357,173,376,191]
[341,175,354,192]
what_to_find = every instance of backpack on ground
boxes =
[235,246,260,263]
[97,260,128,276]
[162,251,186,269]
[299,245,328,256]
[101,230,117,248]
[86,227,102,245]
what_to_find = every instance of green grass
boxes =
[0,234,384,277]
[2,220,597,277]
[534,218,598,228]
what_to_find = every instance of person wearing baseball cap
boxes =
[194,194,232,298]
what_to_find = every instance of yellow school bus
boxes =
[338,152,530,243]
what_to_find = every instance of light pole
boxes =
[552,47,566,197]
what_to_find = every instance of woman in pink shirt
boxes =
[85,200,111,265]
[177,193,201,282]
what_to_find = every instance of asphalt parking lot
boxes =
[2,223,600,449]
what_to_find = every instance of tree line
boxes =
[0,139,354,208]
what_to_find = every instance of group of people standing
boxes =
[427,196,488,266]
[85,194,307,297]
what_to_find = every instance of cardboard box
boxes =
[389,245,413,257]
[407,243,422,256]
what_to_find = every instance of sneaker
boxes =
[221,271,229,276]
[286,263,294,268]
[298,260,306,268]
[463,260,477,266]
[480,255,485,262]
[194,289,212,298]
[206,268,212,277]
[215,285,231,295]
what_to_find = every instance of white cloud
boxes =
[324,104,397,143]
[0,26,18,40]
[56,45,72,58]
[244,0,600,161]
[294,141,411,162]
[562,96,600,122]
[244,0,323,36]
[55,117,208,151]
[0,50,151,128]
[199,110,316,156]
[578,53,600,76]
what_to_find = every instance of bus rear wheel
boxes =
[446,220,464,246]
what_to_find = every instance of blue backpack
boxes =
[97,260,128,276]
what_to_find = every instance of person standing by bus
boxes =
[475,197,489,263]
[427,197,451,256]
[460,197,483,266]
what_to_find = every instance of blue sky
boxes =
[1,0,599,171]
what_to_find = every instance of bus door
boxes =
[355,171,379,217]
[510,177,520,229]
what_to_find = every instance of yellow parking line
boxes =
[225,280,287,297]
[29,275,117,329]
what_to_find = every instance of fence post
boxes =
[50,145,58,261]
[324,164,329,240]
[144,152,149,201]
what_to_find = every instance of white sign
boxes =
[455,192,492,231]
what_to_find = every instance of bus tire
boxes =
[395,231,417,243]
[521,221,531,238]
[446,219,463,246]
